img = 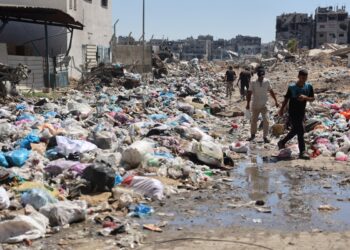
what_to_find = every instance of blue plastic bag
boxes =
[0,153,9,168]
[5,149,30,167]
[21,188,57,210]
[43,111,57,119]
[16,104,27,111]
[19,133,40,149]
[129,204,154,218]
[149,114,168,121]
[17,113,35,121]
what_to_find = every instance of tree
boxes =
[287,39,298,54]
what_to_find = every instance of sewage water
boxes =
[143,156,350,232]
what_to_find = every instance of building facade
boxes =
[235,35,261,55]
[314,6,349,48]
[276,13,314,48]
[0,0,113,79]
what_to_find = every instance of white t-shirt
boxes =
[249,79,272,108]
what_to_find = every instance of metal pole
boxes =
[142,0,145,74]
[44,23,51,90]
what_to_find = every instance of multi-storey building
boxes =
[314,6,349,48]
[276,13,314,48]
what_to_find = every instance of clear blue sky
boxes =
[113,0,348,42]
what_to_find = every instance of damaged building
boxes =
[235,35,261,55]
[0,0,113,89]
[314,6,350,48]
[276,13,314,48]
[276,6,350,49]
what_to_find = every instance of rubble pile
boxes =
[0,50,349,248]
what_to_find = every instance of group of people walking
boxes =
[225,66,315,160]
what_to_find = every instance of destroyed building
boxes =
[180,36,212,61]
[276,13,314,48]
[314,6,350,48]
[0,0,113,84]
[235,35,261,55]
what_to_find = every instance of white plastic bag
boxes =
[122,140,154,168]
[40,200,87,226]
[56,136,97,157]
[123,176,164,200]
[230,142,249,153]
[0,187,10,210]
[0,207,48,243]
[192,140,223,167]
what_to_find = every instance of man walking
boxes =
[246,68,279,143]
[237,67,252,101]
[278,69,315,160]
[225,66,236,99]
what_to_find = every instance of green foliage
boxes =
[287,39,298,53]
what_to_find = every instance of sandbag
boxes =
[122,140,154,169]
[39,200,87,227]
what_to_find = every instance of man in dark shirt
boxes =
[225,66,237,99]
[237,67,252,101]
[278,69,315,160]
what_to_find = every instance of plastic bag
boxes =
[0,187,10,210]
[16,113,35,122]
[21,188,57,210]
[128,204,154,218]
[0,207,48,243]
[335,152,348,162]
[0,153,9,167]
[122,140,154,169]
[5,149,30,167]
[19,133,40,149]
[45,159,89,176]
[56,136,97,157]
[230,141,249,153]
[122,176,164,200]
[192,140,223,167]
[82,165,116,193]
[39,200,87,227]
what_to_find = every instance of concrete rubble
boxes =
[0,47,349,248]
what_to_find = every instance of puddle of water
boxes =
[142,156,350,232]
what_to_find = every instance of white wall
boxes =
[66,0,113,78]
[0,0,66,10]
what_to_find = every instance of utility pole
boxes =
[142,0,145,75]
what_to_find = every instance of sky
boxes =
[113,0,348,43]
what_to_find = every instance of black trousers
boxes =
[240,82,249,96]
[280,115,305,154]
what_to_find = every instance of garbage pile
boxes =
[81,63,141,90]
[0,63,31,97]
[0,55,349,248]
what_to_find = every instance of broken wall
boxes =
[111,44,152,73]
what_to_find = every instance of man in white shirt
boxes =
[246,68,279,143]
